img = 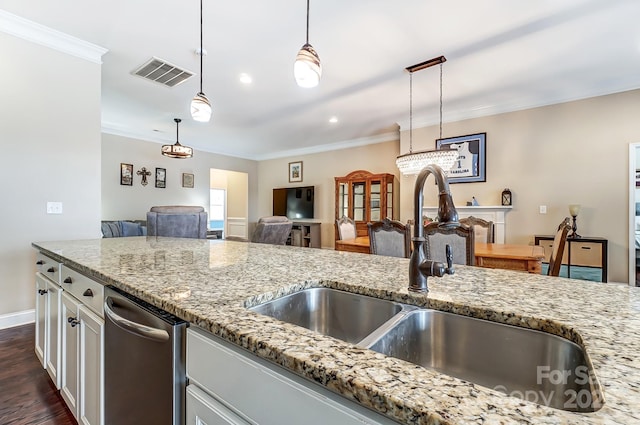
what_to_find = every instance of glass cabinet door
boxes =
[352,182,365,221]
[370,181,381,221]
[386,181,394,219]
[338,182,349,218]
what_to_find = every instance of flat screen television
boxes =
[273,186,315,219]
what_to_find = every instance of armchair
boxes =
[146,206,208,239]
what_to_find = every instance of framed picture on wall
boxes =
[120,163,133,186]
[182,173,194,188]
[288,161,303,183]
[155,167,166,188]
[436,133,486,183]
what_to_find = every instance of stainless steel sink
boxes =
[365,309,603,412]
[249,288,414,344]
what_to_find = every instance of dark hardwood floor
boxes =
[0,324,76,425]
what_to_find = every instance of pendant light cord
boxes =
[409,71,413,153]
[175,118,181,143]
[305,0,310,44]
[199,0,203,93]
[439,62,443,140]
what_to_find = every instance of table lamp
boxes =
[568,204,581,238]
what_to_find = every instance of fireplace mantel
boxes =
[422,205,512,244]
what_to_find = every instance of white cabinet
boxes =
[61,292,80,417]
[48,262,105,425]
[35,270,62,389]
[187,327,398,425]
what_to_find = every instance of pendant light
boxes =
[294,0,321,88]
[190,0,212,122]
[162,118,193,159]
[396,56,459,176]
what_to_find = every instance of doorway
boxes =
[210,169,249,239]
[628,143,640,286]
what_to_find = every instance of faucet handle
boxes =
[445,244,455,275]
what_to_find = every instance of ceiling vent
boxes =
[133,57,194,88]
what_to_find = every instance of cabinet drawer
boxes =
[36,252,62,285]
[570,242,602,267]
[60,266,104,317]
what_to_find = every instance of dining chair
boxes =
[459,216,494,243]
[368,218,411,258]
[335,215,357,240]
[548,218,571,277]
[424,222,475,265]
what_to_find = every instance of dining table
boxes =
[335,237,546,274]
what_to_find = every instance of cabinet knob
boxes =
[67,317,80,327]
[38,289,48,295]
[83,288,94,297]
[64,277,73,284]
[36,260,45,265]
[47,267,55,273]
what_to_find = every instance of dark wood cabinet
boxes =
[334,170,396,240]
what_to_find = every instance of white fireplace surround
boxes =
[422,205,512,244]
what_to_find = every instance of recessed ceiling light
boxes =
[329,116,338,124]
[239,73,252,84]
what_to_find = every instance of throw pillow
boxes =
[120,221,142,237]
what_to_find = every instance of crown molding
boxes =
[0,10,107,63]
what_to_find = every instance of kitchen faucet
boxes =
[409,164,459,293]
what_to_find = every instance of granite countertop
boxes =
[32,237,640,424]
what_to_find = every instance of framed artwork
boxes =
[636,170,640,187]
[182,172,194,188]
[120,163,133,186]
[288,161,303,183]
[436,133,486,183]
[155,167,166,188]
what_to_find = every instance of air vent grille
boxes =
[133,57,194,87]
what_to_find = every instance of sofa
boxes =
[101,220,147,238]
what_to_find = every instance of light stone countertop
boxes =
[32,237,640,425]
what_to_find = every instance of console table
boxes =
[534,235,608,282]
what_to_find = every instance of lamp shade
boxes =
[395,149,459,176]
[294,44,321,88]
[161,142,193,159]
[569,204,581,216]
[190,92,212,122]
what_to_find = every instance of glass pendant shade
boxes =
[190,92,212,122]
[294,43,321,88]
[395,149,459,176]
[162,118,193,159]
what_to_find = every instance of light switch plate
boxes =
[47,202,63,214]
[539,205,547,214]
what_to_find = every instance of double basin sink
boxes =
[249,287,602,412]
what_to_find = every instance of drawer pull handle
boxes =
[64,277,73,284]
[580,247,591,250]
[68,317,80,327]
[47,267,55,273]
[36,260,44,265]
[38,289,48,295]
[83,288,94,297]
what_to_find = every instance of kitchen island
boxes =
[32,236,640,424]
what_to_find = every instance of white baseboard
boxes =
[0,309,35,329]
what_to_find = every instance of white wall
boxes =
[102,134,258,223]
[0,33,102,318]
[257,140,400,248]
[399,89,640,283]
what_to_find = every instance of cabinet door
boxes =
[187,385,249,425]
[352,182,366,222]
[78,305,104,425]
[35,274,48,368]
[61,292,80,419]
[45,279,63,389]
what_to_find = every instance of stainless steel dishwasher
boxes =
[104,285,188,425]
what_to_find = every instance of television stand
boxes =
[288,221,321,248]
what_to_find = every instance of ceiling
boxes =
[2,0,640,160]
